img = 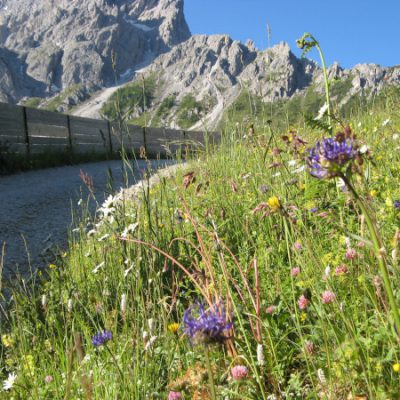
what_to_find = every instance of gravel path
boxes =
[0,159,175,280]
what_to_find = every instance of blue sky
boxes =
[184,0,399,68]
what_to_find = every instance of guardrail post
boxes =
[66,115,73,153]
[22,106,30,156]
[107,120,113,155]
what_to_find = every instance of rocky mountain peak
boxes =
[0,0,190,102]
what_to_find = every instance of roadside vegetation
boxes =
[1,35,400,399]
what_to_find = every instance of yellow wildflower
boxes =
[369,190,378,198]
[1,334,14,348]
[304,200,316,210]
[48,264,57,269]
[300,312,307,322]
[267,196,281,212]
[44,340,53,352]
[22,355,35,375]
[168,323,180,334]
[393,363,400,373]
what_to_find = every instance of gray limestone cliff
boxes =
[0,0,190,102]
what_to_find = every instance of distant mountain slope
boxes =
[0,0,399,130]
[0,0,190,102]
[99,36,400,129]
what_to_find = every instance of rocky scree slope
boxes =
[0,0,190,104]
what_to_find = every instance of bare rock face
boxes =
[0,0,190,101]
[139,37,318,125]
[113,35,400,129]
[0,0,399,126]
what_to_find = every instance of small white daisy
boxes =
[3,372,17,391]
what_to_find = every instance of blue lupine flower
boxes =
[92,330,112,347]
[183,303,233,345]
[307,137,357,179]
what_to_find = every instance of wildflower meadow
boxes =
[1,35,400,399]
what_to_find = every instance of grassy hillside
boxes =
[2,84,400,399]
[221,80,400,133]
[101,74,158,124]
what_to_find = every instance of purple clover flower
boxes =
[307,137,357,179]
[394,200,400,210]
[92,330,112,347]
[183,302,233,345]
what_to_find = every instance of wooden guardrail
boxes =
[0,102,220,158]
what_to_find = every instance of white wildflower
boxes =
[315,103,329,121]
[292,165,306,174]
[82,354,91,364]
[272,172,281,177]
[3,372,17,391]
[288,159,297,167]
[393,133,399,140]
[92,261,105,274]
[124,264,135,278]
[257,343,265,366]
[100,195,116,215]
[267,395,278,400]
[357,121,362,128]
[336,177,346,190]
[359,144,369,154]
[77,199,83,206]
[144,335,157,351]
[120,294,127,315]
[87,229,96,237]
[324,266,331,278]
[382,118,390,127]
[41,294,48,309]
[67,298,73,313]
[148,318,154,333]
[317,368,326,385]
[95,220,104,230]
[121,223,139,239]
[97,234,110,242]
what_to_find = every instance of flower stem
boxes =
[105,343,124,382]
[341,175,400,336]
[204,346,217,400]
[315,42,332,131]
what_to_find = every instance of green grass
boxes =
[21,97,43,108]
[151,95,177,127]
[101,74,158,123]
[1,89,400,399]
[43,85,83,113]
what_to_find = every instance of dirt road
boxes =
[0,160,173,279]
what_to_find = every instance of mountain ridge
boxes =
[0,0,399,129]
